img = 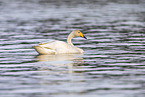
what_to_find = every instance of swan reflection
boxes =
[37,54,83,62]
[36,54,84,73]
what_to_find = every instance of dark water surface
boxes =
[0,0,145,97]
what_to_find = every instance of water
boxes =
[0,0,145,97]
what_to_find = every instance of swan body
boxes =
[33,30,87,55]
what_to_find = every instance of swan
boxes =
[33,30,87,55]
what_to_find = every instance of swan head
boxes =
[73,30,87,39]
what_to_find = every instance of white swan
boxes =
[33,30,87,55]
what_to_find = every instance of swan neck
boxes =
[67,32,75,46]
[67,31,84,53]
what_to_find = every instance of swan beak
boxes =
[83,35,87,39]
[80,33,87,39]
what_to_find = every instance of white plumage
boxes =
[33,30,87,55]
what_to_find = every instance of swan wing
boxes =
[33,46,56,54]
[33,40,57,54]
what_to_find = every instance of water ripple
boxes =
[0,0,145,97]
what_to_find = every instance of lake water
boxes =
[0,0,145,97]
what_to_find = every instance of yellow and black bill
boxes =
[83,35,87,39]
[80,32,87,39]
